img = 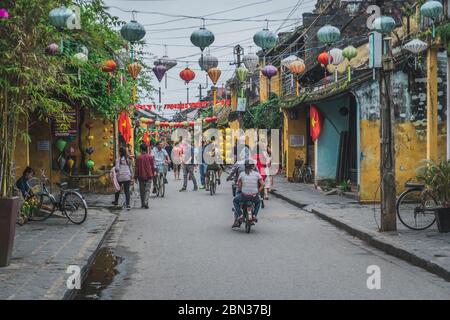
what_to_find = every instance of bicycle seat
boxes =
[405,182,424,189]
[57,182,69,189]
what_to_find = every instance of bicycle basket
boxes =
[27,177,44,195]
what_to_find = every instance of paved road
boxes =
[100,176,450,300]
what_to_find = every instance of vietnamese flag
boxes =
[310,105,323,142]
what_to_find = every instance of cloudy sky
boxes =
[103,0,318,116]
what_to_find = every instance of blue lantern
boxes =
[120,20,146,44]
[421,1,443,37]
[253,28,277,51]
[191,26,215,52]
[372,16,396,34]
[49,6,73,29]
[317,25,341,45]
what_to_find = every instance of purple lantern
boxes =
[152,64,167,83]
[0,8,9,19]
[262,64,278,80]
[262,64,278,97]
[152,65,167,104]
[46,43,59,56]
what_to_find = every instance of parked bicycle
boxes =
[292,158,314,184]
[396,182,438,230]
[27,169,88,225]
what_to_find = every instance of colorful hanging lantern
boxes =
[420,1,443,37]
[317,25,341,45]
[342,46,357,82]
[49,6,73,29]
[262,65,278,79]
[67,159,75,171]
[0,8,9,19]
[86,160,95,171]
[45,43,59,56]
[262,65,278,97]
[253,27,277,51]
[121,20,146,43]
[180,67,196,103]
[199,53,218,71]
[191,24,215,52]
[102,60,117,96]
[289,59,305,96]
[73,53,88,86]
[329,48,344,84]
[153,64,167,104]
[281,55,299,69]
[243,52,259,72]
[404,39,428,69]
[317,52,333,89]
[128,62,142,102]
[56,139,67,152]
[372,16,396,35]
[208,67,222,108]
[236,66,249,98]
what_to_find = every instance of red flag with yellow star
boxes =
[118,111,132,144]
[310,105,323,142]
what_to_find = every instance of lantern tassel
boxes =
[78,68,81,88]
[159,86,162,104]
[213,88,217,112]
[347,65,351,82]
[133,81,137,102]
[324,68,327,89]
[296,77,299,97]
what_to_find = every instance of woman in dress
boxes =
[113,146,133,210]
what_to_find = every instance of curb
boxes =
[62,214,118,300]
[271,190,450,282]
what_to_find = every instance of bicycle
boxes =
[292,158,314,184]
[27,169,88,225]
[396,182,438,230]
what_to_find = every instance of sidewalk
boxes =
[0,209,117,300]
[270,176,450,281]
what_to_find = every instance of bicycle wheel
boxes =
[397,189,436,230]
[292,167,300,183]
[29,193,55,221]
[63,191,88,225]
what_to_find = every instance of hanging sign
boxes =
[369,32,382,69]
[236,98,246,112]
[52,108,78,137]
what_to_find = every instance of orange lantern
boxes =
[208,67,222,109]
[102,60,117,96]
[128,62,142,102]
[289,60,306,96]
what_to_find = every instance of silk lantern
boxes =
[289,59,305,96]
[102,60,117,96]
[317,52,333,89]
[128,62,142,102]
[180,67,196,103]
[208,67,222,108]
[153,64,167,104]
[342,46,357,82]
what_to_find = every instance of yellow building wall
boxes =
[283,108,307,179]
[359,120,447,202]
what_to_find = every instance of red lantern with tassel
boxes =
[102,60,117,96]
[317,52,333,89]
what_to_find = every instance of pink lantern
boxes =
[0,8,9,19]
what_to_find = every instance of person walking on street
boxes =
[172,141,182,180]
[179,142,198,192]
[113,146,133,210]
[135,143,155,209]
[165,140,173,173]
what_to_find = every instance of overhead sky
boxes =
[103,0,318,117]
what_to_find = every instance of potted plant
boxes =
[417,160,450,233]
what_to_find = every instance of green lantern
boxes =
[317,25,341,45]
[236,66,249,98]
[86,159,95,171]
[49,6,73,29]
[120,20,146,44]
[253,28,277,51]
[56,139,67,152]
[191,26,215,52]
[343,46,358,82]
[372,16,396,34]
[420,1,443,37]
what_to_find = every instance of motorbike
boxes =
[241,201,257,234]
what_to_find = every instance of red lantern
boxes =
[189,121,195,127]
[180,67,196,84]
[317,52,333,89]
[102,60,117,96]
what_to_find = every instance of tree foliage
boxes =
[243,94,282,130]
[0,0,154,197]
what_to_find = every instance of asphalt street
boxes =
[100,174,450,300]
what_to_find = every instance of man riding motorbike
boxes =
[232,160,264,228]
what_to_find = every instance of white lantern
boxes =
[329,48,344,66]
[281,55,299,69]
[403,39,428,69]
[243,53,259,72]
